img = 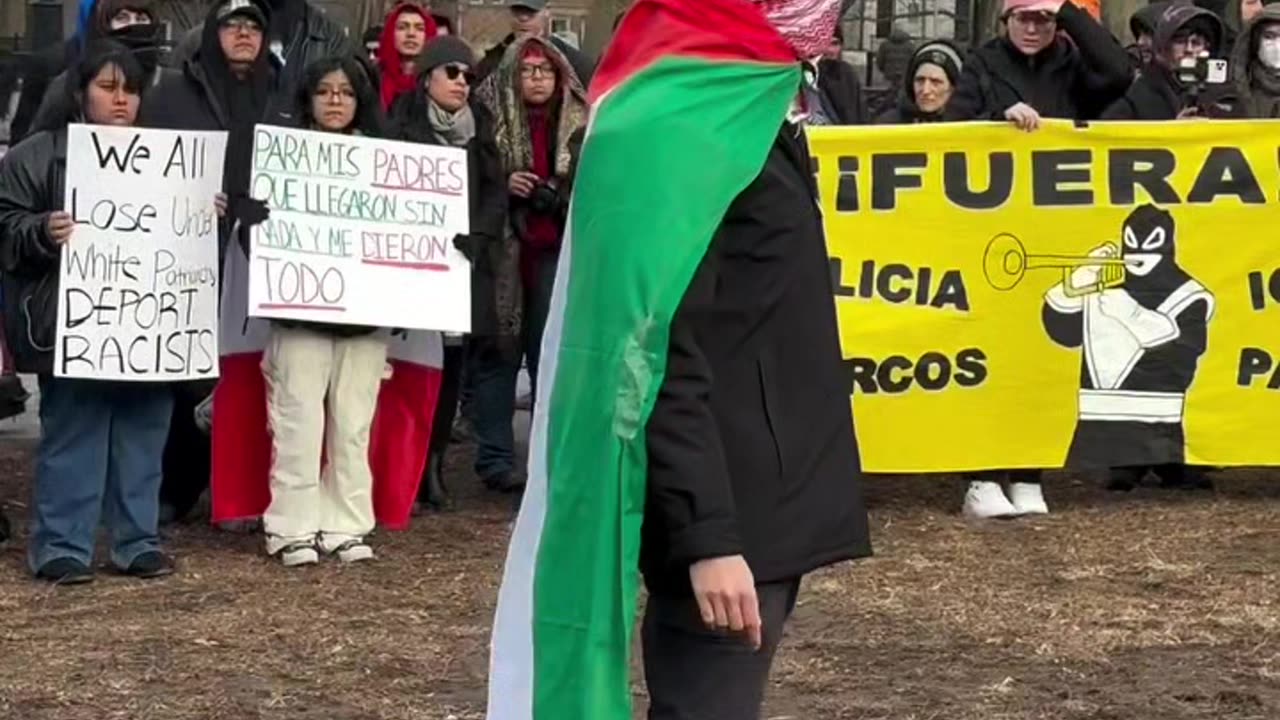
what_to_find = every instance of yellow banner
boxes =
[811,121,1280,473]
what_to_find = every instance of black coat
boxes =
[0,129,66,374]
[169,1,352,101]
[142,59,286,134]
[817,58,869,125]
[946,2,1133,122]
[475,34,595,89]
[1101,65,1182,120]
[641,123,872,594]
[389,99,508,336]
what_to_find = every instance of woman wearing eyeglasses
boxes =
[251,56,391,567]
[944,0,1132,130]
[469,38,586,504]
[390,36,507,511]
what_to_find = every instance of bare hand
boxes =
[1004,102,1041,132]
[508,171,539,199]
[214,192,228,218]
[46,211,74,245]
[1177,106,1204,120]
[689,555,762,650]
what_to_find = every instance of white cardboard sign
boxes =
[247,125,471,332]
[56,124,226,381]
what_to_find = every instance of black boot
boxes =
[0,508,10,544]
[421,451,454,512]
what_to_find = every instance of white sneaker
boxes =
[962,481,1020,519]
[332,540,375,564]
[1009,482,1049,516]
[278,543,319,567]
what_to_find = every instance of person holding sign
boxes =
[0,44,176,584]
[945,0,1132,129]
[258,56,389,567]
[390,36,508,511]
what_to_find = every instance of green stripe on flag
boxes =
[530,55,800,719]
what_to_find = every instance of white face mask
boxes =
[1258,38,1280,69]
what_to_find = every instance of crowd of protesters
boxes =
[0,0,1276,582]
[0,0,586,580]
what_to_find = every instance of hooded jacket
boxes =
[474,37,587,347]
[945,1,1133,121]
[377,3,436,110]
[1232,4,1280,117]
[169,0,352,102]
[1104,4,1226,120]
[475,33,595,89]
[877,40,963,124]
[28,3,177,134]
[142,0,278,266]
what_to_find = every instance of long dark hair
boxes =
[32,41,144,133]
[296,55,385,137]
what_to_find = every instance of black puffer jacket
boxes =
[390,98,508,335]
[0,129,66,374]
[945,2,1133,121]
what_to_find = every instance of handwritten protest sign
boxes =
[56,124,226,381]
[247,125,471,332]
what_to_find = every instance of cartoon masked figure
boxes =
[1041,204,1214,468]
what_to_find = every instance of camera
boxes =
[1176,53,1228,88]
[528,180,560,215]
[1177,53,1231,116]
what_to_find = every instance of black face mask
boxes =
[110,23,161,75]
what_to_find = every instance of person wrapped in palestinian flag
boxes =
[486,1,872,718]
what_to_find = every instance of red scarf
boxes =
[522,105,560,252]
[378,3,436,110]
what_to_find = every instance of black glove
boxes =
[453,233,476,262]
[230,195,270,228]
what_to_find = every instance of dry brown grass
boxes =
[0,442,1277,719]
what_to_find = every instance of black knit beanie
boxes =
[418,36,475,73]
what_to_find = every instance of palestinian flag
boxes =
[487,1,807,717]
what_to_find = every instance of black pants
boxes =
[643,579,801,720]
[160,380,214,521]
[431,344,465,452]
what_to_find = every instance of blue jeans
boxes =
[472,249,557,480]
[29,377,174,572]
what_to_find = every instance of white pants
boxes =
[262,326,387,554]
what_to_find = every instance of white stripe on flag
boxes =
[486,221,576,720]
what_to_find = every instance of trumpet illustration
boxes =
[983,233,1134,297]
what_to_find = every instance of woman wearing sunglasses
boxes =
[390,36,507,511]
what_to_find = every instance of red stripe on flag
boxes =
[591,0,797,104]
